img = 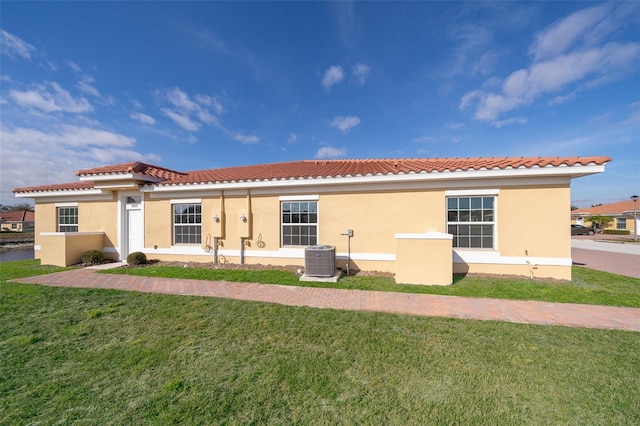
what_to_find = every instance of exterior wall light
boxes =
[213,214,220,223]
[240,214,247,223]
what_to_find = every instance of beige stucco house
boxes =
[571,199,639,236]
[14,156,610,283]
[0,210,35,232]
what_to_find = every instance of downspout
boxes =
[239,190,251,265]
[213,237,218,264]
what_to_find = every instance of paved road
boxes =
[571,238,640,278]
[11,268,640,332]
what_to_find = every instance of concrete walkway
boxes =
[11,268,640,332]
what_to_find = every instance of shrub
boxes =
[82,250,104,265]
[603,230,630,235]
[126,251,148,265]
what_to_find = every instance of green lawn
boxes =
[103,263,640,307]
[1,260,639,424]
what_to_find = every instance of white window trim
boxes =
[57,205,79,233]
[55,202,79,207]
[279,195,319,201]
[280,200,319,247]
[173,202,203,245]
[170,198,202,204]
[445,189,500,196]
[446,194,497,250]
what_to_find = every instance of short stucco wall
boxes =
[38,232,105,266]
[395,232,453,285]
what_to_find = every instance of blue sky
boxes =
[1,1,638,207]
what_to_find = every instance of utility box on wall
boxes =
[395,232,453,285]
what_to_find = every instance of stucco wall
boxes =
[497,185,571,259]
[33,179,573,279]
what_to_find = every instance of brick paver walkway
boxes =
[11,269,640,332]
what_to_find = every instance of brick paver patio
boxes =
[11,268,640,332]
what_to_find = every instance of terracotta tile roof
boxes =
[13,156,611,193]
[13,181,97,194]
[572,199,639,215]
[0,210,34,222]
[160,156,611,186]
[76,161,186,180]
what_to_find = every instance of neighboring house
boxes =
[14,156,610,283]
[0,210,35,232]
[571,199,640,235]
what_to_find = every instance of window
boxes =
[11,223,17,230]
[173,203,201,244]
[447,196,494,248]
[281,201,318,246]
[58,207,78,232]
[616,218,626,230]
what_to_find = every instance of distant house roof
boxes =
[0,210,35,222]
[13,156,612,195]
[572,199,639,216]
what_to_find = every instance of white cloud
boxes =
[230,131,260,144]
[68,62,83,73]
[130,112,156,125]
[158,87,223,130]
[195,94,225,114]
[9,82,92,113]
[316,146,347,159]
[352,63,370,84]
[287,133,298,144]
[459,4,640,125]
[166,87,199,112]
[329,115,361,133]
[78,81,100,97]
[322,65,345,90]
[548,93,577,106]
[0,124,160,203]
[445,122,464,130]
[529,4,609,61]
[0,30,36,61]
[493,117,527,128]
[462,43,639,122]
[161,108,200,131]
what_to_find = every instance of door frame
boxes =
[118,191,145,260]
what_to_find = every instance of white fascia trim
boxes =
[148,190,222,199]
[142,164,604,193]
[453,250,571,267]
[445,189,500,196]
[395,232,453,240]
[79,172,163,183]
[55,202,79,207]
[279,195,319,201]
[15,190,111,200]
[40,232,105,236]
[170,198,202,204]
[93,183,140,190]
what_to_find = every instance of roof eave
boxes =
[143,164,605,193]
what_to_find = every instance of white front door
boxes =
[127,207,143,255]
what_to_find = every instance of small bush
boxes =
[127,251,148,265]
[82,250,104,265]
[603,230,630,235]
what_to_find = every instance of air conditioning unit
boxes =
[305,245,336,277]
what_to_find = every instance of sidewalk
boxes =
[11,269,640,332]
